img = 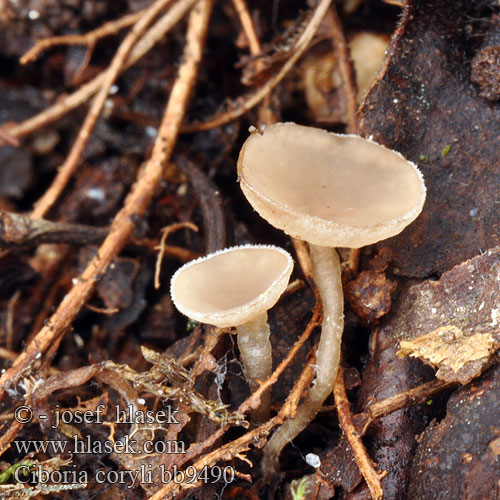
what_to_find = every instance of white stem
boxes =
[262,244,344,476]
[237,312,272,421]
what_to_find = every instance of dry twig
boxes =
[325,5,358,135]
[231,0,275,124]
[154,221,198,288]
[362,378,454,430]
[0,210,198,261]
[20,8,148,64]
[333,366,385,500]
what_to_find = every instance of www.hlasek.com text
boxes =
[14,433,186,455]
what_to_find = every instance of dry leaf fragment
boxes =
[397,325,497,384]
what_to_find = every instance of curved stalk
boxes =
[262,244,344,475]
[237,312,272,422]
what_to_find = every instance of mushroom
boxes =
[170,244,293,420]
[237,122,426,473]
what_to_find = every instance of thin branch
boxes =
[0,0,210,404]
[20,8,147,64]
[0,420,23,457]
[154,221,198,288]
[0,347,17,362]
[0,210,198,261]
[291,237,320,299]
[232,0,277,128]
[0,126,19,147]
[365,378,454,426]
[182,0,333,132]
[324,5,358,134]
[231,0,262,56]
[333,366,385,500]
[6,290,21,351]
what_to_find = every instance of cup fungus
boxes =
[237,122,426,474]
[170,244,293,419]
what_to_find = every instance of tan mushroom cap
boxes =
[237,122,426,248]
[170,245,293,328]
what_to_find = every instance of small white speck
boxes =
[104,98,114,110]
[146,126,157,138]
[1,369,5,374]
[490,308,499,326]
[393,98,398,104]
[469,208,478,217]
[468,286,473,290]
[305,453,321,468]
[35,352,41,359]
[478,301,485,311]
[137,398,146,405]
[85,187,105,201]
[28,10,40,20]
[368,134,374,141]
[74,334,84,349]
[109,85,119,95]
[431,307,437,313]
[72,278,79,286]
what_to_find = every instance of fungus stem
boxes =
[237,312,272,421]
[262,245,344,474]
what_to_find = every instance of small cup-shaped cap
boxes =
[170,244,293,328]
[238,123,426,248]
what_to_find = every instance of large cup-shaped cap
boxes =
[237,122,426,248]
[170,244,293,328]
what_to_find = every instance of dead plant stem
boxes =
[333,365,385,500]
[231,0,276,125]
[366,378,453,424]
[21,8,148,64]
[325,5,358,134]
